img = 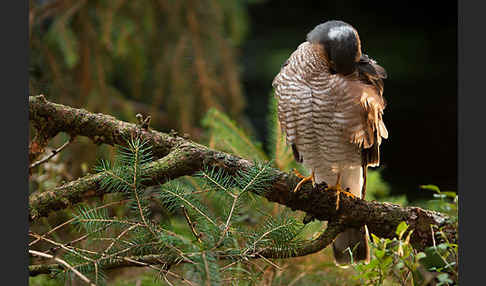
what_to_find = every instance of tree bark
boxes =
[29,95,457,252]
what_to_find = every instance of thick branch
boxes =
[29,95,184,159]
[29,95,457,252]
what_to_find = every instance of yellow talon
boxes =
[293,168,306,179]
[341,189,358,199]
[292,169,315,193]
[324,177,358,210]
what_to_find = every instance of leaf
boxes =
[442,191,457,198]
[437,243,449,252]
[371,233,381,245]
[416,252,426,260]
[374,249,385,259]
[420,184,441,193]
[437,273,453,285]
[433,193,446,199]
[395,221,409,238]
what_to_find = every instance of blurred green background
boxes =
[29,0,457,202]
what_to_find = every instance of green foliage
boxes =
[354,194,458,285]
[419,184,458,218]
[110,272,169,286]
[235,161,279,196]
[33,133,313,285]
[29,0,255,181]
[243,212,305,258]
[365,169,408,205]
[73,205,113,235]
[29,275,63,286]
[202,108,268,161]
[266,94,305,173]
[30,0,249,136]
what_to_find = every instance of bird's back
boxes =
[273,42,364,185]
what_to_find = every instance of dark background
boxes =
[241,0,457,200]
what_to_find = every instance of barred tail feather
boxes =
[332,226,370,265]
[332,166,370,265]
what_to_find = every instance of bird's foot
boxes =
[324,183,357,210]
[292,169,316,193]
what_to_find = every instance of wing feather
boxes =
[346,81,387,167]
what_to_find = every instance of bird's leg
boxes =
[324,173,358,210]
[292,169,315,193]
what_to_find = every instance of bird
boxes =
[272,20,388,265]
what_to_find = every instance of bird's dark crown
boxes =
[307,20,361,75]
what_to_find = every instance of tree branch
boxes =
[29,136,74,170]
[258,222,346,259]
[29,95,457,252]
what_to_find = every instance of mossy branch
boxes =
[29,95,456,252]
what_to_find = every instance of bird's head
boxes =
[307,20,362,75]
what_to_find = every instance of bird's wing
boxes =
[272,60,313,164]
[345,80,388,167]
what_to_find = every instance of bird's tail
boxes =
[330,166,370,265]
[332,225,370,266]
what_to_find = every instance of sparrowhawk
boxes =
[272,20,388,265]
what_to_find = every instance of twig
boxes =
[213,165,267,251]
[29,137,74,170]
[202,251,211,286]
[244,222,295,257]
[164,187,217,227]
[132,143,151,230]
[29,199,129,247]
[288,270,307,286]
[102,224,140,255]
[181,205,202,243]
[257,254,283,271]
[136,113,152,130]
[220,260,239,272]
[162,275,174,286]
[48,223,114,253]
[29,250,95,286]
[29,232,97,261]
[122,257,196,286]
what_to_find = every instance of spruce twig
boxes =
[182,205,202,243]
[29,199,129,247]
[29,232,98,261]
[202,251,211,286]
[29,136,74,170]
[29,250,96,286]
